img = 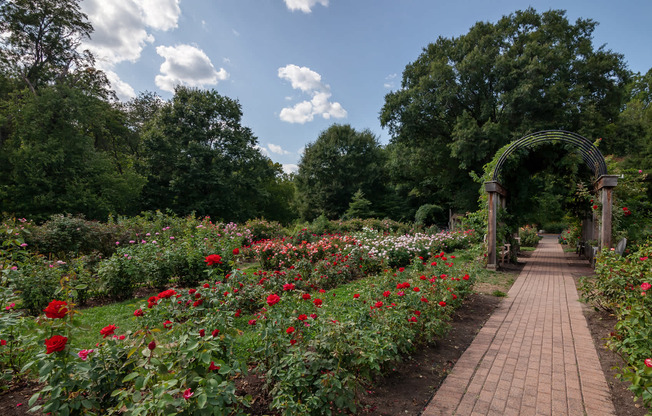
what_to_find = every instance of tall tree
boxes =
[0,84,145,220]
[0,0,93,92]
[380,8,629,214]
[140,86,277,222]
[295,124,389,220]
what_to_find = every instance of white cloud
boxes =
[282,164,299,174]
[268,144,291,155]
[155,45,229,93]
[278,64,323,92]
[105,70,136,99]
[383,73,398,89]
[81,0,182,100]
[278,64,347,124]
[254,144,270,157]
[134,0,181,31]
[284,0,328,13]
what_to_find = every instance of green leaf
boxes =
[123,372,139,382]
[197,393,207,408]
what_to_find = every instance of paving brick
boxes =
[422,236,616,415]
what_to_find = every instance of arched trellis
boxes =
[485,130,617,269]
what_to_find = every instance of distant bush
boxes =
[244,218,285,242]
[519,225,541,247]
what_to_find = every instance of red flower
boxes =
[148,340,156,350]
[463,274,470,280]
[310,313,317,319]
[413,287,420,292]
[235,309,241,318]
[398,267,405,272]
[183,388,193,400]
[205,254,223,266]
[267,293,281,306]
[302,293,311,300]
[248,319,257,325]
[283,283,295,291]
[233,248,240,255]
[353,293,360,299]
[645,358,652,368]
[592,205,598,210]
[44,335,67,354]
[431,261,437,266]
[297,314,307,321]
[133,309,143,317]
[100,324,117,338]
[375,301,383,308]
[286,326,295,334]
[163,320,173,329]
[641,282,651,291]
[193,299,203,307]
[199,329,205,337]
[421,297,429,303]
[383,291,391,297]
[188,289,197,294]
[212,329,220,337]
[290,339,297,345]
[438,301,447,307]
[313,298,323,307]
[43,300,68,319]
[0,339,6,346]
[209,361,221,371]
[409,316,417,323]
[414,310,421,316]
[203,283,210,288]
[158,289,176,299]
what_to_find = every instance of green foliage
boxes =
[518,225,541,247]
[381,8,629,215]
[579,245,652,408]
[414,204,443,226]
[140,86,277,222]
[295,124,390,220]
[344,189,374,220]
[244,218,285,242]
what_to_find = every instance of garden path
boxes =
[422,234,616,416]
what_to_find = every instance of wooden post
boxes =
[594,175,618,250]
[485,181,507,270]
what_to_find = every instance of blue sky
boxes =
[80,0,652,173]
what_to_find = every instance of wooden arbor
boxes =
[485,130,617,269]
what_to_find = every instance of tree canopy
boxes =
[380,8,630,215]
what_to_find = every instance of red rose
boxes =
[100,324,117,338]
[134,309,143,317]
[232,248,240,255]
[158,289,176,299]
[43,300,68,319]
[1,339,7,346]
[248,319,257,325]
[313,298,323,307]
[438,301,447,307]
[199,329,205,337]
[44,335,68,354]
[383,291,391,297]
[283,283,295,291]
[209,361,221,371]
[266,293,281,306]
[286,326,295,334]
[297,314,307,321]
[205,254,223,266]
[148,340,156,350]
[163,320,173,329]
[353,293,360,299]
[212,329,220,337]
[302,293,311,300]
[374,301,383,308]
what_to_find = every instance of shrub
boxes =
[244,218,285,242]
[519,225,541,247]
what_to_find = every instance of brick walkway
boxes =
[422,235,616,416]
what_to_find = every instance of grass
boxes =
[519,246,536,251]
[70,297,149,348]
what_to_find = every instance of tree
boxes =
[0,84,145,220]
[344,189,373,219]
[380,8,629,215]
[0,0,93,92]
[295,124,388,220]
[140,86,277,222]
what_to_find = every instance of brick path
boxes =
[422,235,616,416]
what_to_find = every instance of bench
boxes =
[500,243,511,265]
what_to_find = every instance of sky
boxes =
[79,0,652,174]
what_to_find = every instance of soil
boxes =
[2,251,649,416]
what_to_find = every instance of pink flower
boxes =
[641,257,649,261]
[78,349,94,361]
[641,282,651,291]
[645,358,652,368]
[183,388,193,400]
